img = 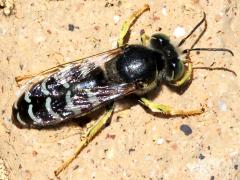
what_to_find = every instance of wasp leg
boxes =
[140,29,150,46]
[54,105,114,176]
[139,97,204,116]
[138,63,202,115]
[117,4,150,47]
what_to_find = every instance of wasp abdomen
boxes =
[12,67,108,128]
[12,83,72,128]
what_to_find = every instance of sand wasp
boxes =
[12,4,234,176]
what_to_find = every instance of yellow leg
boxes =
[170,62,193,87]
[138,61,200,115]
[54,105,114,176]
[117,4,150,47]
[140,29,150,46]
[139,97,204,116]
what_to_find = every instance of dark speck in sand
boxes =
[68,24,74,31]
[210,176,215,180]
[199,153,205,160]
[68,24,79,31]
[128,148,135,155]
[180,124,192,136]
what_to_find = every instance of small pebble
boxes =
[173,26,186,38]
[68,24,75,31]
[156,138,164,145]
[180,124,192,136]
[161,7,167,16]
[113,15,120,24]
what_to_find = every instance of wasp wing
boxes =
[13,46,134,128]
[16,46,124,85]
[56,83,136,120]
[16,47,124,97]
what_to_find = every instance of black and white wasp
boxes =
[12,4,234,129]
[11,4,235,175]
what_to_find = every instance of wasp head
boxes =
[150,33,186,85]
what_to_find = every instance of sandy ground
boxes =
[0,0,240,179]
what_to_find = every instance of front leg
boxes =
[117,4,150,47]
[139,97,204,116]
[140,29,150,46]
[169,62,193,87]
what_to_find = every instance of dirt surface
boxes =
[0,0,240,179]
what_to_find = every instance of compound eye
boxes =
[150,33,170,49]
[172,60,184,81]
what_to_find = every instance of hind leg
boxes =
[54,105,114,176]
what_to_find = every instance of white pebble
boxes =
[173,26,186,38]
[156,138,164,145]
[162,7,167,16]
[113,15,120,24]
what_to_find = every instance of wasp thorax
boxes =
[116,45,163,94]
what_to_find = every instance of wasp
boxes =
[11,4,234,176]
